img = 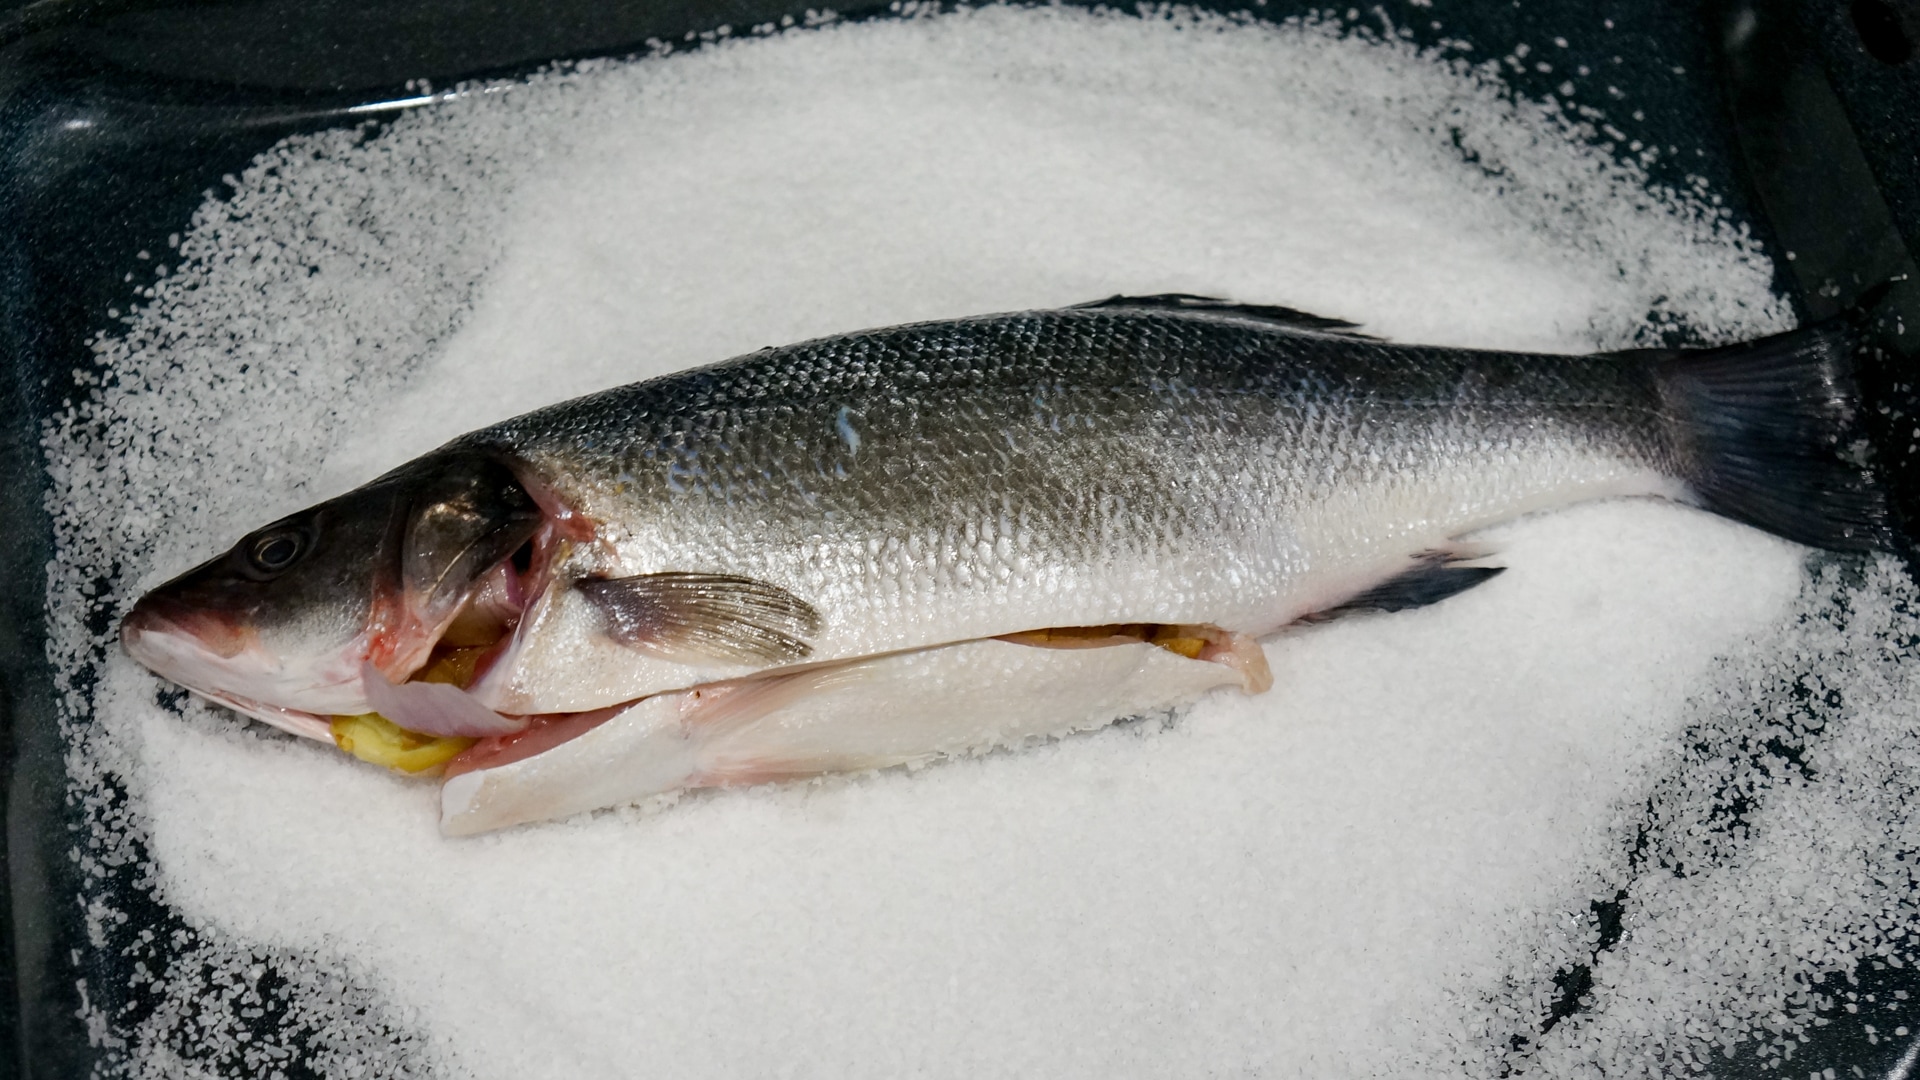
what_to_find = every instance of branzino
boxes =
[120,295,1890,746]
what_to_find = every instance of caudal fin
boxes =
[1658,321,1892,552]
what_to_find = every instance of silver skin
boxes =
[460,300,1690,715]
[125,297,1881,739]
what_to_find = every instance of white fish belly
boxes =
[440,638,1248,836]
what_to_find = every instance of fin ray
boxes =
[1657,320,1891,552]
[578,572,822,665]
[1069,293,1371,337]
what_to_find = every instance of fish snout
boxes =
[119,593,353,717]
[120,593,253,668]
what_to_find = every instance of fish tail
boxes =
[1657,319,1893,552]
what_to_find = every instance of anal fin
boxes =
[1302,552,1505,624]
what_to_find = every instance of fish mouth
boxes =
[121,594,253,661]
[124,599,617,758]
[119,566,607,758]
[123,549,717,774]
[121,608,353,743]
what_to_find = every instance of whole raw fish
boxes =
[119,294,1890,801]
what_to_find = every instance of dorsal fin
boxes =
[1069,293,1371,337]
[1596,346,1684,363]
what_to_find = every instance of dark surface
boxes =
[1711,0,1920,568]
[3,0,1920,1077]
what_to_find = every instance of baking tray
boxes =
[4,0,1919,1075]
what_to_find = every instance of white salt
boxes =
[48,6,1906,1079]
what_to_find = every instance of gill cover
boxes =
[399,455,544,641]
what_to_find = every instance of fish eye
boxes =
[245,528,309,577]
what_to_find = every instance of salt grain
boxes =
[43,6,1911,1079]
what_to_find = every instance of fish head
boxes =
[120,453,546,740]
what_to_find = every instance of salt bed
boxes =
[41,4,1920,1078]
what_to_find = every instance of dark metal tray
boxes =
[4,0,1918,1075]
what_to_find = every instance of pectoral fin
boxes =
[577,572,822,666]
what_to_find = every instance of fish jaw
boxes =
[121,597,537,744]
[120,601,374,733]
[437,636,1249,836]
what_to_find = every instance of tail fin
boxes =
[1657,321,1892,552]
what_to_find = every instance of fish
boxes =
[119,294,1892,816]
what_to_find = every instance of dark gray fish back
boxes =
[462,307,1665,473]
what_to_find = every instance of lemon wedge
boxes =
[330,713,475,774]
